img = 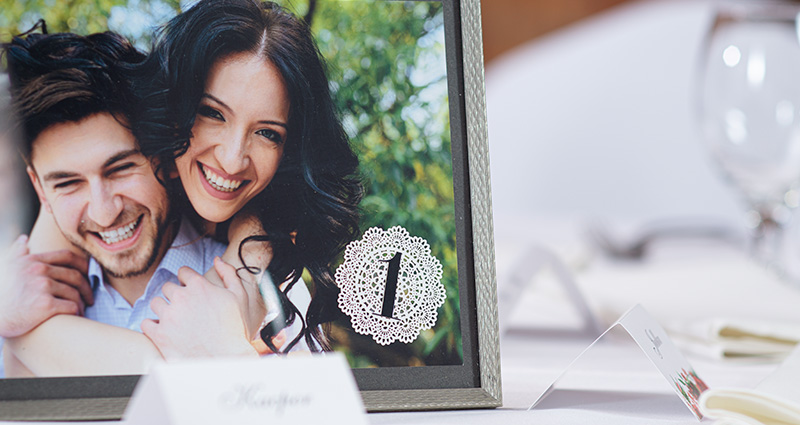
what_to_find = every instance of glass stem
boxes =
[751,214,785,277]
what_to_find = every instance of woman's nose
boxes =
[215,130,251,175]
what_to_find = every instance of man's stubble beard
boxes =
[102,212,169,279]
[58,202,173,279]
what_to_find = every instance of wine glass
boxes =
[699,1,800,278]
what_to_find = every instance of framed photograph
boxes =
[0,0,500,419]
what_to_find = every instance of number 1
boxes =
[379,252,402,318]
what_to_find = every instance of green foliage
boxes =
[291,0,462,367]
[0,0,181,48]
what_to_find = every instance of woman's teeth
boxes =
[98,220,138,244]
[203,167,243,192]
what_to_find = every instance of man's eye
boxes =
[256,128,284,144]
[198,105,224,121]
[53,180,79,190]
[108,163,136,175]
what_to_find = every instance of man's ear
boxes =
[165,162,179,180]
[149,157,179,180]
[26,166,52,213]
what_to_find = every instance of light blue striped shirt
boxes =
[81,220,315,350]
[84,218,226,331]
[0,219,224,377]
[0,218,315,377]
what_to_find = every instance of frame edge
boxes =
[461,0,503,408]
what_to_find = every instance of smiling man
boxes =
[27,112,171,305]
[0,31,226,377]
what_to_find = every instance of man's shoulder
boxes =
[198,234,227,259]
[174,218,225,249]
[162,218,226,275]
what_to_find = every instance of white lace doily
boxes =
[335,226,445,345]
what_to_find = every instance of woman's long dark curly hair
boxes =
[133,0,362,352]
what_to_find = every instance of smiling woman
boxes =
[131,0,364,354]
[175,52,289,225]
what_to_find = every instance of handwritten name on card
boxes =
[125,353,367,425]
[218,385,312,415]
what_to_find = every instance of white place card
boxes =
[498,244,603,336]
[124,353,367,425]
[530,304,709,420]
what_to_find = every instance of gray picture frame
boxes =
[356,0,502,411]
[0,0,501,418]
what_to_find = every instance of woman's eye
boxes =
[256,128,284,144]
[198,105,224,121]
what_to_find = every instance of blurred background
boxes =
[483,0,744,228]
[482,0,633,63]
[481,6,800,416]
[481,0,800,261]
[483,0,800,352]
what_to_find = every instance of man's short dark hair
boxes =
[2,29,145,162]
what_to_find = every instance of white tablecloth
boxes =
[372,239,792,424]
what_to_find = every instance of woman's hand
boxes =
[0,235,92,338]
[141,258,258,360]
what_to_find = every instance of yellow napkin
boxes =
[669,319,800,359]
[700,345,800,424]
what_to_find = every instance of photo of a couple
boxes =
[0,0,463,378]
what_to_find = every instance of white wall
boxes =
[486,0,745,234]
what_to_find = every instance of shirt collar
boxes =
[157,218,206,278]
[88,259,103,291]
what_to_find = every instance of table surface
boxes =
[372,227,795,424]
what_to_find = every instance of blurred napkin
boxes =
[667,318,800,360]
[700,344,800,424]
